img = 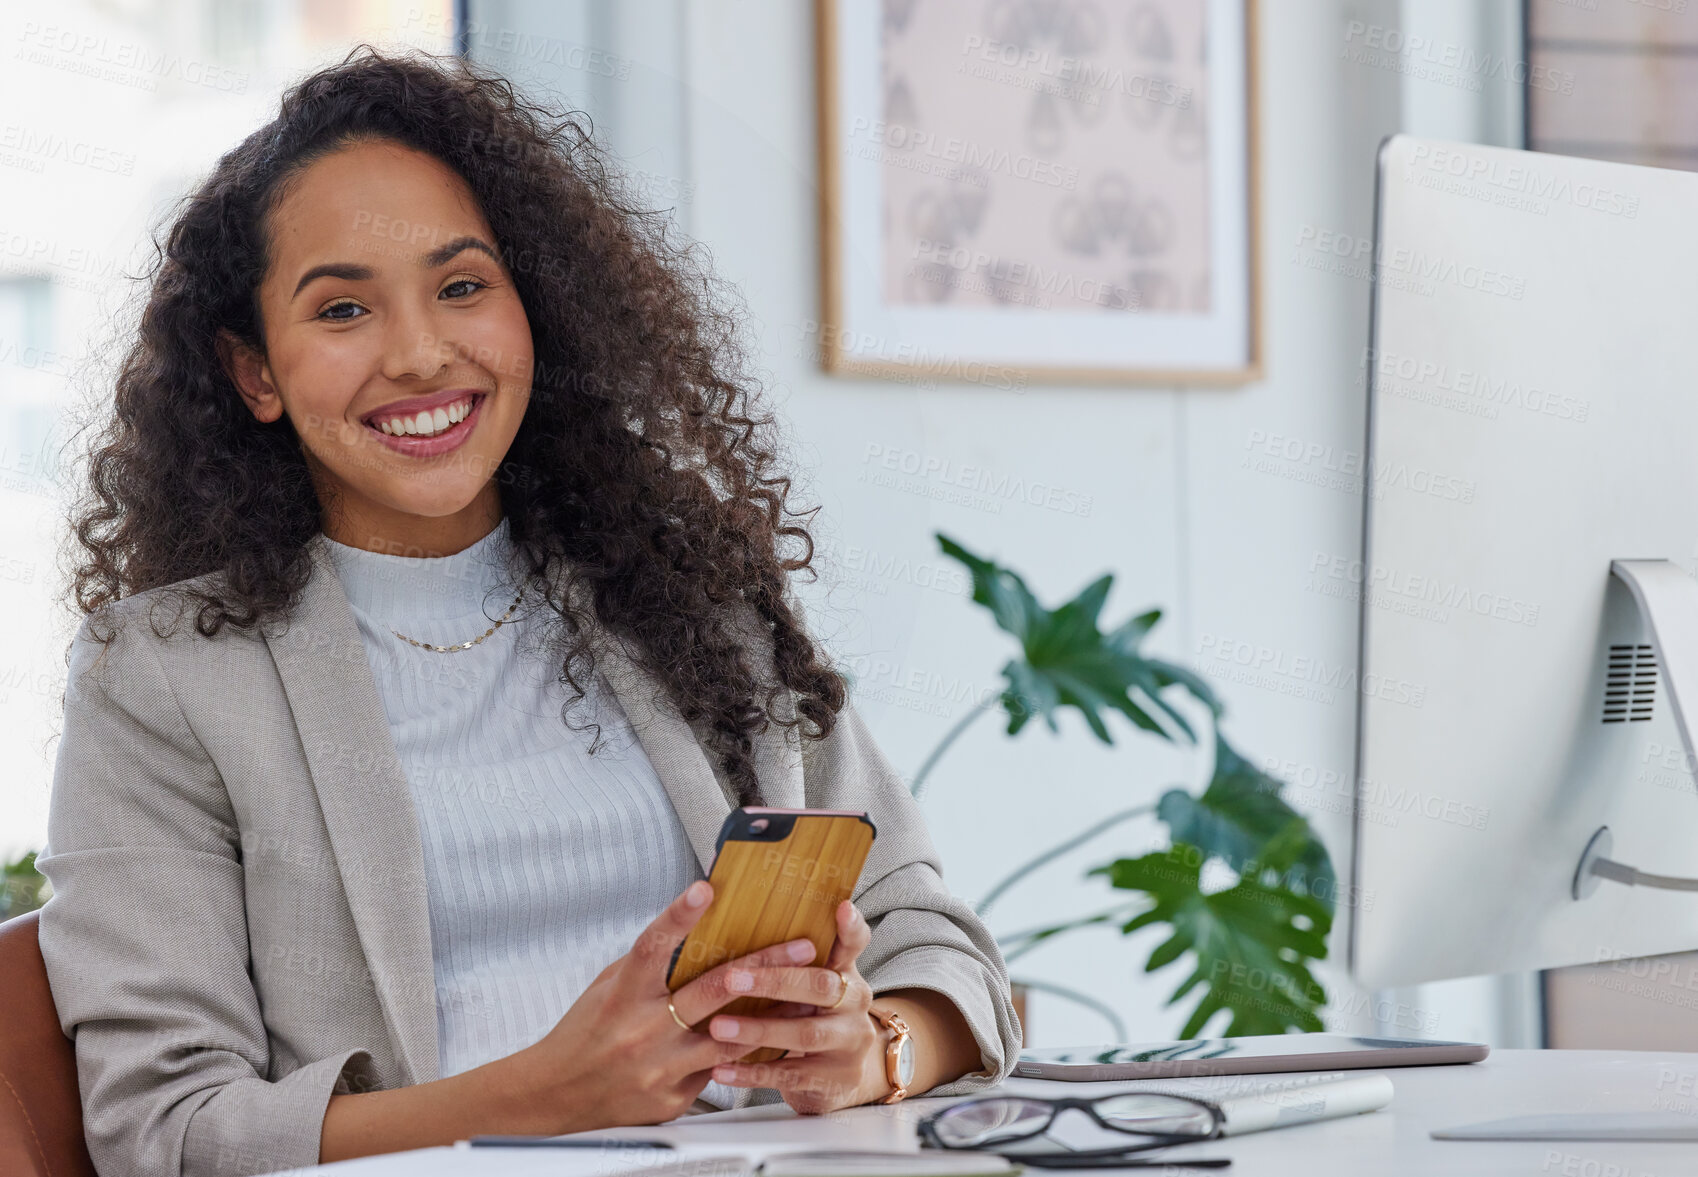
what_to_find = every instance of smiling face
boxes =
[220,136,534,557]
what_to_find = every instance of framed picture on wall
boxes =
[814,0,1261,387]
[1524,0,1698,173]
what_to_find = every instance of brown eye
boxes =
[317,301,365,322]
[442,278,488,299]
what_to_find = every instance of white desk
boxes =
[294,1050,1698,1177]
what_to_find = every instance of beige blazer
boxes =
[36,532,1020,1177]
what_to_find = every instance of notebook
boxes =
[998,1070,1395,1145]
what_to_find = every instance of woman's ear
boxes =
[216,327,284,424]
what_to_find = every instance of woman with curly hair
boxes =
[35,45,1019,1177]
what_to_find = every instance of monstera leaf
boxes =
[1095,818,1333,1037]
[928,533,1337,1037]
[1157,735,1337,912]
[1,850,48,920]
[938,534,1221,743]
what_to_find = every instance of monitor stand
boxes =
[1515,560,1698,1145]
[1573,560,1698,900]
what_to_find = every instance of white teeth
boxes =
[372,397,474,438]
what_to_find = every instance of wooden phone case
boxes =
[666,808,876,1064]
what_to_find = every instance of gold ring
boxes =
[825,969,852,1011]
[667,997,692,1031]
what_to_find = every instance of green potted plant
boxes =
[906,534,1336,1040]
[1,849,50,921]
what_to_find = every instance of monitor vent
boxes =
[1602,644,1657,724]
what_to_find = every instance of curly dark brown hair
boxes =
[62,43,845,804]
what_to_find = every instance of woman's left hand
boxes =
[706,899,892,1114]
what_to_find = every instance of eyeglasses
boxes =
[918,1093,1230,1170]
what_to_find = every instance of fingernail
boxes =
[685,881,710,908]
[786,939,815,963]
[714,1066,737,1082]
[728,969,754,992]
[714,1018,740,1039]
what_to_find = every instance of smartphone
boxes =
[666,807,877,1062]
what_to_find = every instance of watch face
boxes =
[896,1036,917,1086]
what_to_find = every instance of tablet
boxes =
[1013,1034,1488,1080]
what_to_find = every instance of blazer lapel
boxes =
[591,625,737,875]
[263,534,440,1087]
[590,614,808,873]
[589,621,797,1116]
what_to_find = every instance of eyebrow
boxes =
[291,235,503,300]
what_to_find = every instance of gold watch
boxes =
[868,1007,915,1104]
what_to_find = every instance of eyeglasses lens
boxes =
[1095,1094,1217,1137]
[931,1099,1057,1147]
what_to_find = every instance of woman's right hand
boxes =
[513,878,821,1132]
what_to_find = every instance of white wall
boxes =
[468,0,1538,1048]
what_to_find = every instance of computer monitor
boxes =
[1348,135,1698,989]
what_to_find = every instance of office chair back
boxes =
[0,910,97,1177]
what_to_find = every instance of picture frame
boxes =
[814,0,1262,387]
[1523,0,1698,173]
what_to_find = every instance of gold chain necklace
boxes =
[389,587,525,653]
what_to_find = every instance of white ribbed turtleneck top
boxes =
[320,517,734,1105]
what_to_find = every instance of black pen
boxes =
[467,1135,676,1149]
